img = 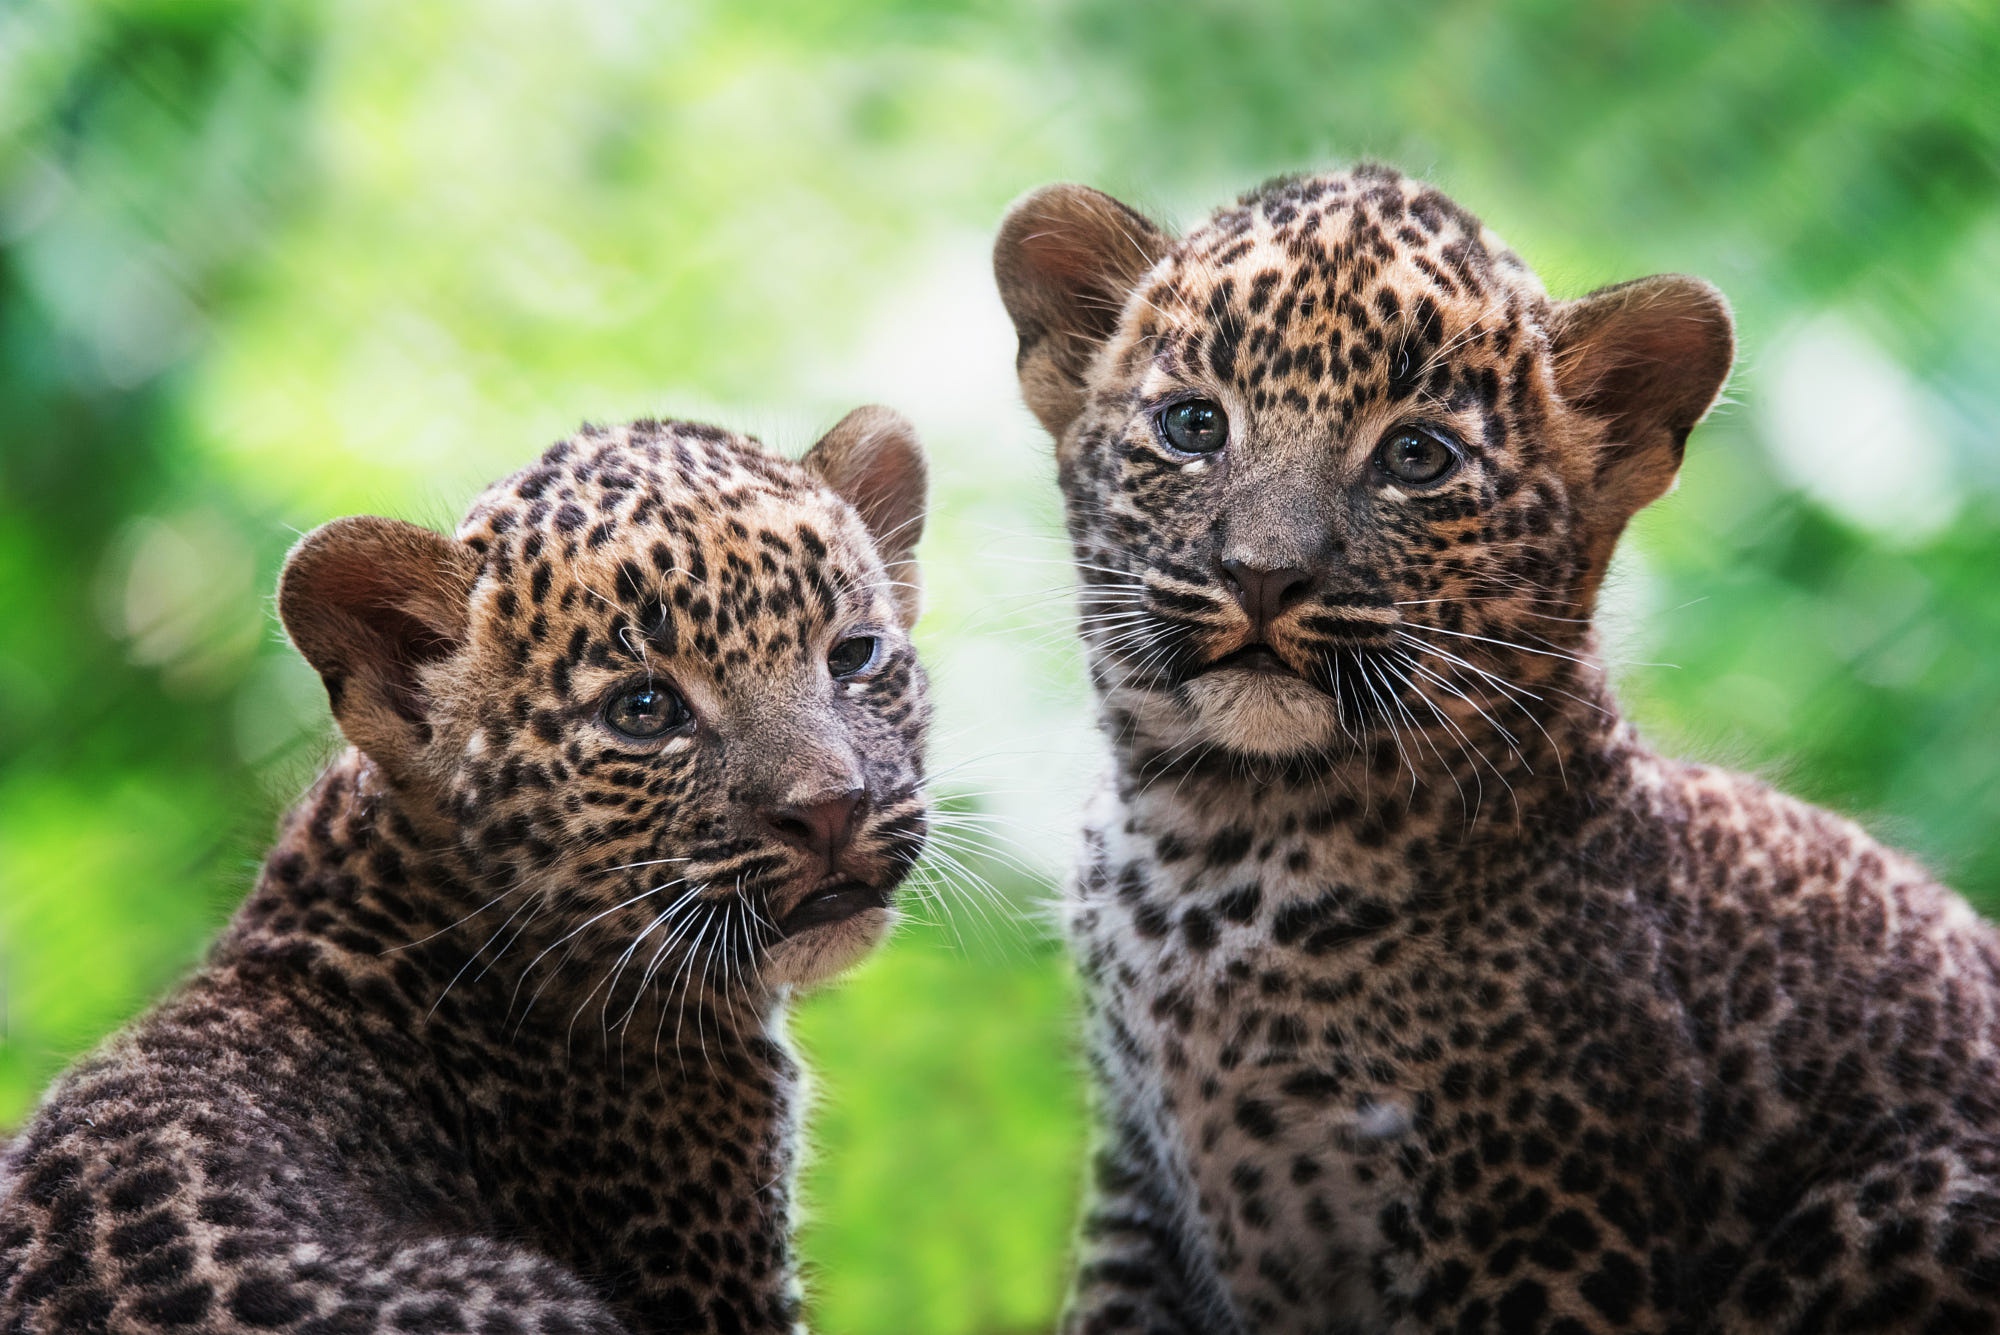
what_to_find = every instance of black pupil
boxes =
[830,637,876,677]
[1164,400,1227,454]
[1384,431,1452,483]
[611,686,681,738]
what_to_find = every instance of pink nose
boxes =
[760,789,864,863]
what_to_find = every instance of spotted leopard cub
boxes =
[996,168,2000,1333]
[0,408,931,1334]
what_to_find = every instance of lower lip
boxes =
[1202,646,1298,677]
[779,882,891,934]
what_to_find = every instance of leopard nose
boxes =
[1221,559,1312,633]
[760,788,864,863]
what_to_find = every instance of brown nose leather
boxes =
[1221,559,1312,633]
[760,789,864,863]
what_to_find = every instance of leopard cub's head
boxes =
[280,408,930,992]
[996,167,1733,766]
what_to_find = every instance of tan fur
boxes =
[998,166,2000,1334]
[2,411,933,1334]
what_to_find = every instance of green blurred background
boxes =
[2,1,1997,1329]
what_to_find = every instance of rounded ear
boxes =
[1550,274,1735,532]
[279,516,480,785]
[993,183,1173,438]
[801,405,928,628]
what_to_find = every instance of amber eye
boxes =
[1374,427,1460,486]
[828,636,879,679]
[604,683,689,740]
[1158,399,1229,455]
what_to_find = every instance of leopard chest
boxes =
[1069,813,1473,1328]
[402,988,805,1305]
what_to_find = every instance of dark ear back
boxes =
[801,405,928,628]
[1549,274,1735,529]
[993,183,1173,437]
[279,516,480,783]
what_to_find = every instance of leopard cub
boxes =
[0,407,931,1334]
[998,167,2000,1333]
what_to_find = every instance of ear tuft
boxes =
[993,183,1173,437]
[1550,274,1735,525]
[802,406,928,628]
[279,516,480,782]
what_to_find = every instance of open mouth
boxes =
[1200,644,1300,678]
[778,879,892,935]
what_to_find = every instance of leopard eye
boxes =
[1157,399,1229,455]
[604,682,689,740]
[828,636,879,679]
[1374,427,1460,486]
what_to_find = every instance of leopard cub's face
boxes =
[996,168,1733,766]
[281,408,930,993]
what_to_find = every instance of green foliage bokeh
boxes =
[2,2,1997,1330]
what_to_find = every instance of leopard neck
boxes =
[211,747,796,1135]
[207,748,802,1320]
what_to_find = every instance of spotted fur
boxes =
[996,167,2000,1332]
[0,409,932,1333]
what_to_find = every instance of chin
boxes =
[1181,670,1344,758]
[761,906,897,990]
